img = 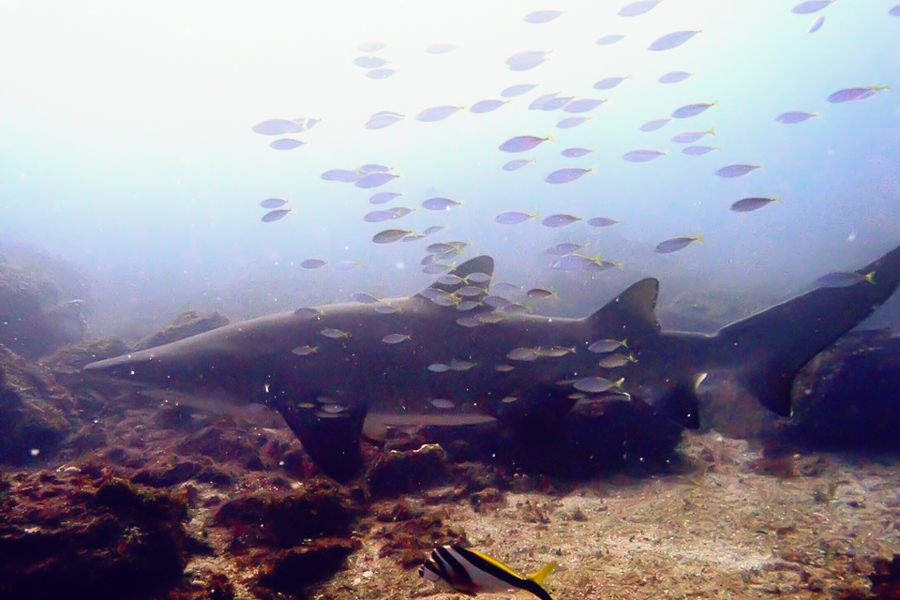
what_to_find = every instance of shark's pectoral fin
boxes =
[273,399,369,483]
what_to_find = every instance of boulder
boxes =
[779,329,900,450]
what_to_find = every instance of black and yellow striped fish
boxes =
[419,545,557,600]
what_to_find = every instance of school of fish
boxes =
[250,0,892,299]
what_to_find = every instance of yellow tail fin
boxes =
[528,562,558,584]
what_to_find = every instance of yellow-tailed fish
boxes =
[420,545,557,600]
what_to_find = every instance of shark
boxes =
[84,242,900,481]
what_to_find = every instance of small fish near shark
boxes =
[420,545,557,600]
[84,243,900,481]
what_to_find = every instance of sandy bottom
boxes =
[289,433,900,600]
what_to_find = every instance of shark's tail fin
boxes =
[713,243,900,416]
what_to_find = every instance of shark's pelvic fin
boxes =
[714,243,900,416]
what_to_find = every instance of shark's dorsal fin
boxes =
[416,255,495,298]
[587,278,661,333]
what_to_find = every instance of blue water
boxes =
[1,0,897,337]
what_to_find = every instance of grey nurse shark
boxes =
[85,243,900,481]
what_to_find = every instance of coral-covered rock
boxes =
[366,443,450,498]
[176,425,266,469]
[372,504,468,567]
[254,538,357,596]
[212,478,355,549]
[203,479,362,598]
[418,420,501,463]
[451,462,507,495]
[0,345,76,465]
[133,310,229,351]
[468,487,507,513]
[194,464,236,488]
[868,554,900,600]
[0,473,192,600]
[372,499,425,522]
[66,422,108,453]
[42,338,132,414]
[132,455,207,487]
[169,568,236,600]
[44,337,131,373]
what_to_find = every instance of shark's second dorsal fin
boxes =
[416,255,495,298]
[587,278,661,333]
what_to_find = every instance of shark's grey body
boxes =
[85,244,900,480]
